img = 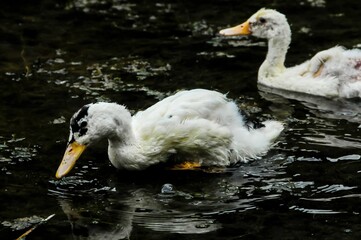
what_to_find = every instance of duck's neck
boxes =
[94,109,149,170]
[259,35,291,81]
[107,129,151,171]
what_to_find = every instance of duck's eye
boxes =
[259,17,267,24]
[80,121,87,128]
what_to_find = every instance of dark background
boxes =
[1,0,361,239]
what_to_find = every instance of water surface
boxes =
[1,0,361,239]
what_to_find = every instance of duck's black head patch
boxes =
[69,104,90,143]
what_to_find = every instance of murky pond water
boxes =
[1,0,361,239]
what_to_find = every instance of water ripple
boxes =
[289,205,345,214]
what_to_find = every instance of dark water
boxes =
[1,0,361,239]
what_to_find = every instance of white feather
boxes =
[72,89,284,170]
[221,8,361,98]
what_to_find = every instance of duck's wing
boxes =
[131,89,246,164]
[307,46,361,78]
[304,46,345,77]
[132,89,246,131]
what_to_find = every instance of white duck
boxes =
[219,8,361,98]
[55,89,283,178]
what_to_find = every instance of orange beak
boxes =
[55,141,86,179]
[219,20,251,36]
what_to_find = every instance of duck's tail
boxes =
[232,120,284,163]
[259,120,284,144]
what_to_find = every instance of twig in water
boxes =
[16,214,55,240]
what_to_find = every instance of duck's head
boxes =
[219,8,290,40]
[55,102,131,179]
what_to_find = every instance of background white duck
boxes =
[219,8,361,98]
[55,89,284,178]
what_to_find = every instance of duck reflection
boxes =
[259,84,361,123]
[51,163,283,239]
[58,198,133,239]
[52,171,231,239]
[56,187,221,239]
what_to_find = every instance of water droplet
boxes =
[161,183,175,194]
[195,223,210,229]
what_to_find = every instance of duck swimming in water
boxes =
[220,8,361,98]
[55,89,283,178]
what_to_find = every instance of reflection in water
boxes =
[258,84,361,153]
[1,0,361,239]
[259,84,361,124]
[48,159,287,238]
[58,199,133,239]
[53,190,221,238]
[49,175,227,237]
[45,151,361,239]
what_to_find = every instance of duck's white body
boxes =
[56,89,284,178]
[220,8,361,98]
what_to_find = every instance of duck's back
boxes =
[131,89,248,163]
[310,47,361,98]
[129,89,283,166]
[132,89,246,132]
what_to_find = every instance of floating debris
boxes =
[161,183,175,194]
[15,214,55,240]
